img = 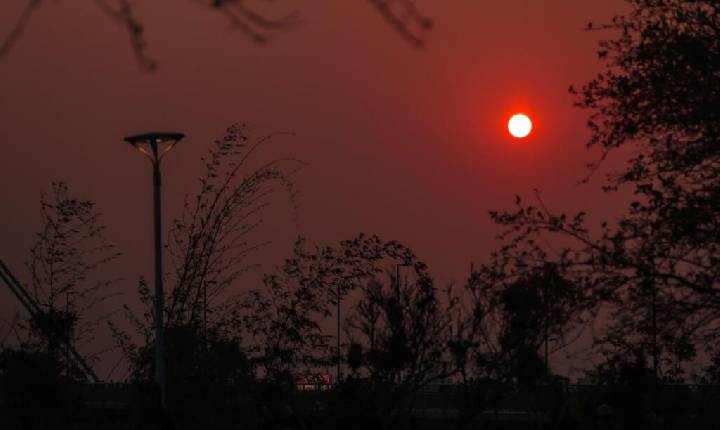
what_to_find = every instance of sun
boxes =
[508,114,532,138]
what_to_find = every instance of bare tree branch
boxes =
[0,0,42,59]
[366,0,433,47]
[1,0,433,70]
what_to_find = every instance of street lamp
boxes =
[124,132,185,408]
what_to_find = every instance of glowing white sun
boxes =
[508,114,532,138]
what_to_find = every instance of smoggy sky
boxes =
[0,1,630,373]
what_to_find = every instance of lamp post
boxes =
[65,291,76,379]
[336,283,341,383]
[124,132,185,408]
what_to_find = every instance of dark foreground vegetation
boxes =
[5,376,720,429]
[2,0,720,428]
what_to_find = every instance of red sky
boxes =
[0,0,629,376]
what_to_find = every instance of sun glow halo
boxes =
[508,114,532,138]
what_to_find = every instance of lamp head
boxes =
[124,132,185,163]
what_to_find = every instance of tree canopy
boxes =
[494,0,720,379]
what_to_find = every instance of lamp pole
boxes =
[337,283,341,384]
[124,132,185,408]
[65,291,76,379]
[204,281,209,349]
[151,143,165,406]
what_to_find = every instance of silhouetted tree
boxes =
[229,233,455,429]
[491,0,720,380]
[495,264,580,383]
[445,271,502,430]
[237,233,435,382]
[340,268,456,429]
[576,3,720,373]
[453,244,593,429]
[236,243,336,380]
[1,0,433,70]
[471,244,593,375]
[0,182,119,429]
[165,124,301,330]
[19,182,121,378]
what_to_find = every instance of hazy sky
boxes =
[0,1,630,374]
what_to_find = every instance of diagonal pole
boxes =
[0,259,100,383]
